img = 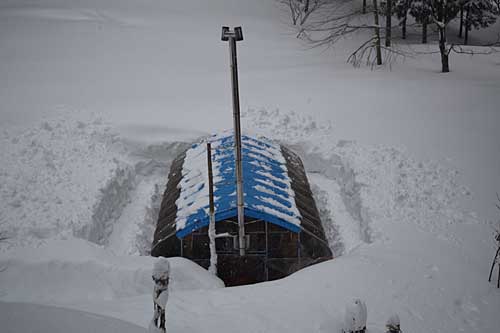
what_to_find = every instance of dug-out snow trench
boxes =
[77,141,189,255]
[288,144,374,256]
[84,135,367,259]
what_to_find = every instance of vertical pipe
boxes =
[297,231,301,268]
[228,36,246,256]
[207,143,217,275]
[265,221,269,281]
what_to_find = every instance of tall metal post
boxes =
[207,142,217,274]
[221,26,245,256]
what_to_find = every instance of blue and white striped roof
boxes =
[175,132,301,238]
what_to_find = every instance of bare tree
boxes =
[385,0,394,47]
[373,0,384,63]
[282,0,329,26]
[284,0,385,66]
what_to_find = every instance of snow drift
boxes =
[0,238,223,305]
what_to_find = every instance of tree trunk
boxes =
[422,17,428,44]
[437,2,449,73]
[363,0,367,14]
[372,0,383,65]
[304,0,310,13]
[439,28,449,72]
[386,0,392,47]
[459,5,464,37]
[402,11,407,39]
[464,6,470,45]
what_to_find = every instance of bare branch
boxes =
[347,36,378,66]
[450,44,500,55]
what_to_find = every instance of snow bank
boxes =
[0,113,192,255]
[0,114,132,250]
[0,238,223,304]
[243,108,478,252]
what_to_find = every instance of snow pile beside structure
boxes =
[0,112,194,255]
[242,108,477,251]
[0,238,223,304]
[0,115,132,250]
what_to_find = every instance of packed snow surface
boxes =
[1,0,499,332]
[0,302,146,333]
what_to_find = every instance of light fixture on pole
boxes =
[221,26,245,256]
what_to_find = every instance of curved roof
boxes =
[175,132,301,238]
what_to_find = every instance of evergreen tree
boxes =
[410,0,433,43]
[380,0,396,46]
[427,0,461,72]
[463,0,498,44]
[395,0,413,39]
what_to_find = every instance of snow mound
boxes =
[0,238,224,304]
[0,114,191,254]
[152,257,170,280]
[243,108,476,252]
[0,114,132,250]
[343,299,367,332]
[242,108,334,145]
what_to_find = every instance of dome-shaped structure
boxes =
[151,132,332,286]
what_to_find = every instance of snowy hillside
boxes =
[1,0,499,332]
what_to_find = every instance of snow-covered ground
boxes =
[1,302,145,333]
[1,0,499,332]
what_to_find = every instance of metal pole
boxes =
[265,221,269,281]
[222,26,245,256]
[207,143,218,274]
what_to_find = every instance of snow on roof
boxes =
[175,132,301,238]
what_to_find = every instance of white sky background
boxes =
[0,0,499,221]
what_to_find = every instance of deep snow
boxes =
[1,109,499,333]
[0,0,499,332]
[0,302,146,333]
